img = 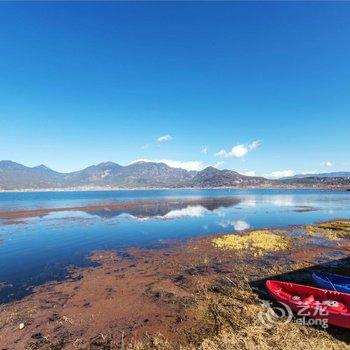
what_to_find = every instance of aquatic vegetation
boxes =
[212,230,290,255]
[318,220,350,232]
[305,220,350,240]
[305,226,339,240]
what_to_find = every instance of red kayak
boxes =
[266,280,350,329]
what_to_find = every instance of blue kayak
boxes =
[312,271,350,294]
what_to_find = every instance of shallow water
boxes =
[0,188,349,303]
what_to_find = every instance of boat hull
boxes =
[313,271,350,294]
[266,280,350,329]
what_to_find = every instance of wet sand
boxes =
[1,221,350,349]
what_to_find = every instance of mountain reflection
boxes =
[82,197,241,219]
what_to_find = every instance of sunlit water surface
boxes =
[0,189,349,302]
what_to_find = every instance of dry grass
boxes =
[195,324,348,350]
[128,334,173,350]
[128,277,350,350]
[0,304,38,329]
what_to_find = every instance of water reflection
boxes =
[240,195,296,207]
[5,197,240,222]
[87,198,241,219]
[0,190,349,303]
[218,219,250,231]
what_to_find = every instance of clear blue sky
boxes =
[0,2,349,177]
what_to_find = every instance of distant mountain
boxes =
[279,172,350,189]
[278,173,350,188]
[191,166,270,187]
[115,161,194,187]
[0,160,349,190]
[0,160,195,190]
[0,161,64,190]
[63,162,123,186]
[284,172,350,179]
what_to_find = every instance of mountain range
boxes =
[282,172,350,179]
[0,160,349,191]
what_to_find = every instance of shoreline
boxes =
[1,220,350,349]
[0,186,349,193]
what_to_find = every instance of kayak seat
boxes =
[301,294,315,304]
[323,300,347,312]
[290,294,314,305]
[291,295,301,301]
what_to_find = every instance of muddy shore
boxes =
[1,221,350,349]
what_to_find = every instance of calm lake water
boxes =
[0,188,349,303]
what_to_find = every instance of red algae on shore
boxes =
[0,221,350,349]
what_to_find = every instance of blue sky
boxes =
[0,2,349,177]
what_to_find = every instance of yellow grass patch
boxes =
[318,220,350,232]
[305,220,350,240]
[212,230,290,255]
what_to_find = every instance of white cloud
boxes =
[161,160,205,171]
[120,206,210,221]
[218,219,250,231]
[215,145,248,158]
[242,197,257,207]
[233,220,251,231]
[268,196,296,207]
[118,205,210,221]
[242,170,256,177]
[163,205,210,219]
[213,161,224,169]
[248,140,261,150]
[201,146,208,154]
[266,169,295,179]
[129,158,205,172]
[157,134,173,142]
[215,140,261,159]
[321,161,333,168]
[300,170,317,175]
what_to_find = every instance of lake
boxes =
[0,188,349,303]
